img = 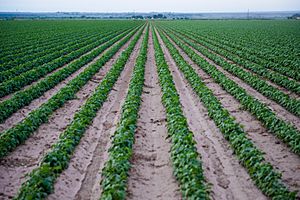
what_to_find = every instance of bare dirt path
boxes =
[126,29,181,200]
[162,31,300,197]
[0,30,139,200]
[156,29,267,200]
[47,29,146,200]
[0,31,131,133]
[174,34,300,131]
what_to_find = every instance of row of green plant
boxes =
[0,29,73,63]
[14,25,145,200]
[197,32,300,80]
[0,22,70,52]
[0,20,144,64]
[0,28,133,123]
[160,28,300,156]
[0,29,101,71]
[157,21,299,73]
[165,28,300,117]
[211,22,298,70]
[100,26,149,200]
[200,28,300,72]
[177,28,300,92]
[156,26,297,199]
[0,30,111,81]
[0,25,144,159]
[0,27,135,98]
[152,27,209,199]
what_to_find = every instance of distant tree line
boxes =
[131,14,167,19]
[287,13,300,19]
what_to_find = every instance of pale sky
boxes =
[0,0,299,13]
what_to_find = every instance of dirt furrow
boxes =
[126,30,181,200]
[47,30,146,200]
[182,38,300,131]
[164,33,300,197]
[0,31,130,133]
[0,31,139,200]
[157,29,267,200]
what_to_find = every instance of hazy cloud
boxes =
[0,0,299,12]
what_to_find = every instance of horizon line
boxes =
[0,10,299,13]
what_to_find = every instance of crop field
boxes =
[0,20,299,200]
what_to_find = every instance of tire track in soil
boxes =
[173,33,300,131]
[126,29,181,200]
[163,31,300,198]
[47,29,146,200]
[0,31,131,133]
[0,30,140,200]
[156,29,267,200]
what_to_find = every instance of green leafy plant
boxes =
[0,25,144,159]
[156,26,297,199]
[0,30,114,83]
[14,24,146,200]
[152,26,209,200]
[160,27,300,155]
[0,28,132,123]
[100,25,149,200]
[167,28,300,117]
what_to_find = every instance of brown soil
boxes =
[0,37,114,103]
[156,29,267,200]
[0,25,299,200]
[189,34,300,100]
[0,34,128,102]
[178,35,300,131]
[0,30,139,200]
[126,29,181,200]
[47,28,146,200]
[0,32,131,133]
[162,31,300,198]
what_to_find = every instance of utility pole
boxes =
[247,9,250,20]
